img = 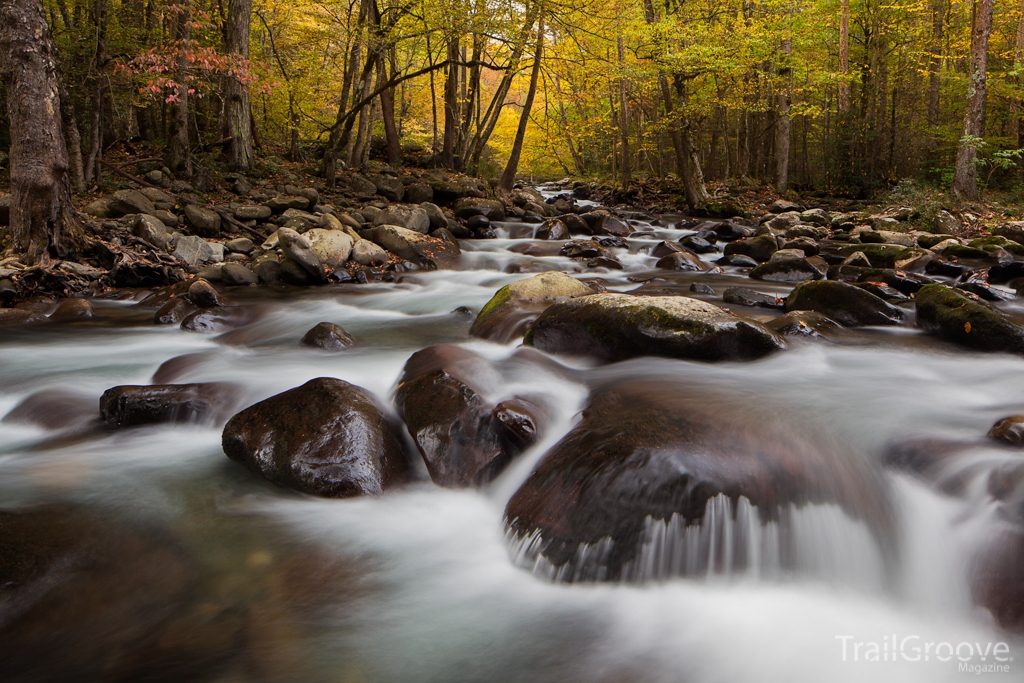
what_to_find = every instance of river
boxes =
[0,187,1021,682]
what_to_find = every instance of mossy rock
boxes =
[785,280,904,327]
[838,243,907,268]
[527,293,786,362]
[696,201,748,219]
[915,284,1024,354]
[970,235,1024,256]
[917,234,952,249]
[941,243,989,260]
[470,272,593,343]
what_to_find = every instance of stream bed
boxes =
[0,194,1022,682]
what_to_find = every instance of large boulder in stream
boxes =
[362,225,460,270]
[470,272,593,343]
[504,380,894,583]
[222,378,409,497]
[394,345,540,487]
[785,280,904,326]
[526,293,786,362]
[915,283,1024,353]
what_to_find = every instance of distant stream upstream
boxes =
[0,185,1022,682]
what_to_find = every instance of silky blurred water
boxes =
[0,201,1021,682]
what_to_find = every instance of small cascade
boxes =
[508,494,888,590]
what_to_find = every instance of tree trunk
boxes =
[56,66,85,192]
[379,51,401,165]
[497,8,544,193]
[952,0,994,201]
[221,0,253,171]
[839,0,850,115]
[165,4,191,176]
[83,0,107,184]
[0,0,84,265]
[1009,0,1024,145]
[440,34,459,168]
[775,10,793,193]
[927,0,946,127]
[617,35,631,188]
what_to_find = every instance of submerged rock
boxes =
[988,416,1024,446]
[915,284,1024,353]
[470,272,593,343]
[100,383,240,427]
[0,504,241,682]
[222,377,408,497]
[785,280,903,326]
[526,293,785,362]
[504,381,893,582]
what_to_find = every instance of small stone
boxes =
[225,237,254,254]
[173,235,214,265]
[50,297,94,320]
[188,279,220,307]
[183,205,222,237]
[220,263,257,286]
[351,239,389,266]
[988,416,1024,446]
[690,282,715,295]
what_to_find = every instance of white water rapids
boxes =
[0,192,1021,681]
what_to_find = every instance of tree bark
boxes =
[926,0,946,127]
[776,27,793,193]
[839,0,850,115]
[497,7,544,193]
[440,34,460,168]
[0,0,84,264]
[165,3,192,176]
[56,66,85,192]
[379,51,401,165]
[83,0,107,184]
[221,0,253,170]
[952,0,994,201]
[617,35,631,188]
[1009,0,1024,145]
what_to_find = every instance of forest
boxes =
[1,0,1022,208]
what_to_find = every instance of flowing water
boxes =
[1,189,1022,681]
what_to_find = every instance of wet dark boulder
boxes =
[504,381,894,582]
[493,397,543,451]
[526,293,785,362]
[590,215,631,238]
[536,219,569,240]
[394,346,529,487]
[470,271,593,343]
[679,234,717,253]
[723,234,778,263]
[988,416,1024,446]
[915,284,1024,353]
[749,257,824,282]
[986,260,1024,285]
[561,213,590,235]
[100,383,241,427]
[656,250,710,272]
[0,505,242,683]
[180,306,260,334]
[155,297,199,325]
[301,322,356,351]
[785,280,903,326]
[49,297,94,321]
[223,377,408,497]
[723,287,784,309]
[766,310,842,338]
[188,278,220,307]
